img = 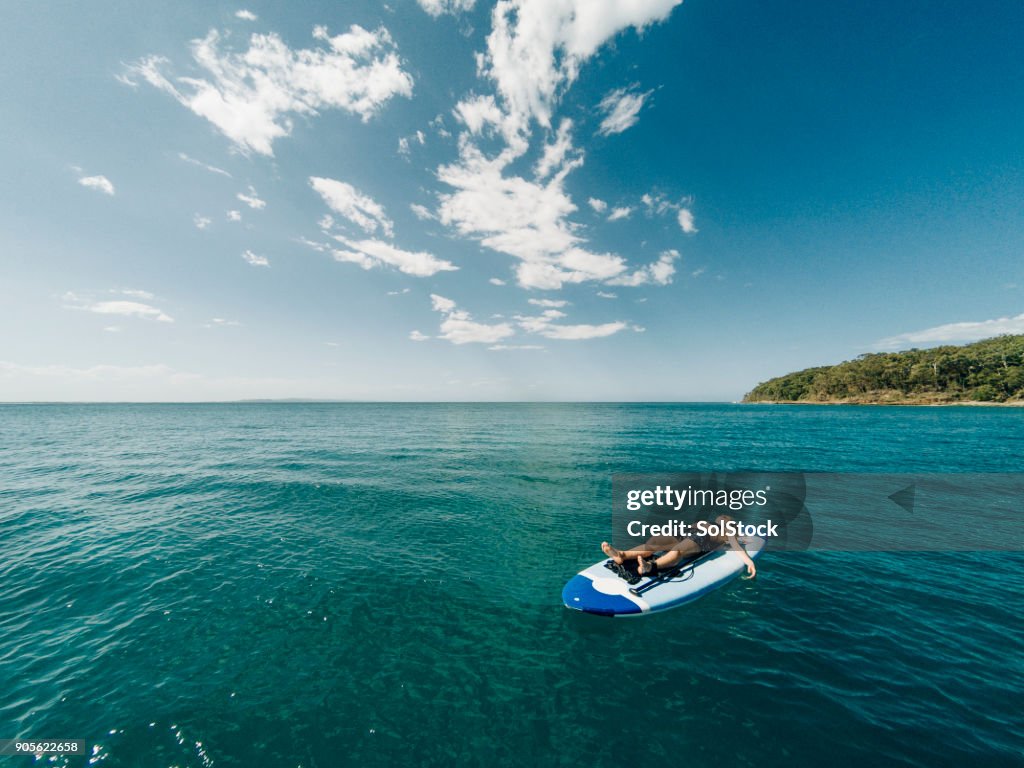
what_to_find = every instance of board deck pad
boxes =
[562,537,765,616]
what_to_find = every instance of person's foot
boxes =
[637,555,653,575]
[601,542,624,564]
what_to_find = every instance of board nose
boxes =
[561,574,643,616]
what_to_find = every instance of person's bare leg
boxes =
[601,542,625,563]
[638,539,700,575]
[602,536,677,564]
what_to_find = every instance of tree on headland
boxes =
[743,335,1024,404]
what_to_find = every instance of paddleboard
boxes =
[562,536,765,617]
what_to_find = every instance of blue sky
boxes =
[2,0,1023,401]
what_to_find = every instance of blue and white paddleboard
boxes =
[562,537,765,617]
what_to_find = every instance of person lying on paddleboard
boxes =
[600,514,757,578]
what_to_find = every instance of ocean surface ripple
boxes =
[1,404,1021,767]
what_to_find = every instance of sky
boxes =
[2,0,1023,401]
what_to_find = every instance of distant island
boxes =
[744,335,1024,405]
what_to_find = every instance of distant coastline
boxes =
[744,335,1024,406]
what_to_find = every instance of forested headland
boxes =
[744,335,1024,404]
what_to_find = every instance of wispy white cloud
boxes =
[78,174,115,195]
[607,249,679,287]
[237,185,266,210]
[310,177,393,237]
[410,203,434,221]
[453,94,505,135]
[528,298,568,308]
[677,207,697,234]
[430,113,452,138]
[489,277,506,286]
[596,291,617,299]
[534,119,577,180]
[418,0,476,16]
[64,291,173,323]
[607,206,633,222]
[242,249,269,267]
[227,210,242,222]
[398,129,427,157]
[516,308,627,340]
[875,313,1024,350]
[597,85,652,136]
[409,330,430,341]
[235,9,257,21]
[309,174,454,278]
[641,191,697,233]
[429,294,515,344]
[194,214,212,230]
[178,152,232,177]
[588,197,607,213]
[641,191,672,215]
[329,236,457,277]
[489,344,544,351]
[122,24,413,155]
[207,317,242,327]
[388,288,411,296]
[116,289,155,300]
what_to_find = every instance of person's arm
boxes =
[728,535,756,578]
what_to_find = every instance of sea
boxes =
[1,403,1021,767]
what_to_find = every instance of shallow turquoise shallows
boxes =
[1,403,1022,767]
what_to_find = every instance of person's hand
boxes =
[745,562,756,579]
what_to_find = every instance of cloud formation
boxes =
[309,176,456,277]
[418,0,476,16]
[641,192,698,233]
[242,250,269,267]
[330,236,457,277]
[178,152,232,177]
[528,298,568,308]
[237,185,266,209]
[78,174,115,195]
[430,294,515,344]
[64,291,173,322]
[677,207,697,234]
[483,0,681,137]
[515,308,627,340]
[607,249,679,286]
[123,24,413,155]
[433,1,684,290]
[875,313,1024,349]
[597,86,652,136]
[437,136,628,289]
[310,177,393,237]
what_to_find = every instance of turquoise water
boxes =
[1,403,1022,767]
